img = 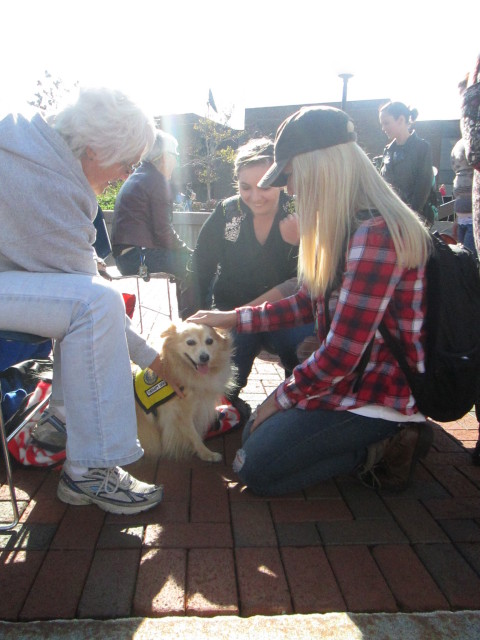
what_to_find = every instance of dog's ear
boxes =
[212,327,231,342]
[160,323,178,339]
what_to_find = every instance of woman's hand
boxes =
[279,213,300,245]
[187,309,237,329]
[96,258,112,281]
[147,354,185,398]
[250,392,279,433]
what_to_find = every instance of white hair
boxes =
[144,130,179,163]
[52,87,156,166]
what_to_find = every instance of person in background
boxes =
[451,138,475,253]
[189,137,314,411]
[189,106,434,496]
[111,130,192,318]
[0,88,181,514]
[379,101,434,223]
[460,53,480,465]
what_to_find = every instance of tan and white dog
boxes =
[135,322,235,462]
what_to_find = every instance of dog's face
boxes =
[160,322,231,376]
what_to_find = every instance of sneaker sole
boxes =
[57,480,163,515]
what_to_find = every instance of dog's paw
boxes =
[200,450,222,463]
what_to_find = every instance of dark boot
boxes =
[374,421,434,492]
[472,434,480,466]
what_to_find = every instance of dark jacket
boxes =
[380,131,433,214]
[111,161,188,255]
[191,192,298,311]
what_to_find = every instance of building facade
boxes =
[157,100,461,204]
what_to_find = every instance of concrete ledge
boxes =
[2,611,480,639]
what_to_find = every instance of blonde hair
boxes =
[293,142,432,297]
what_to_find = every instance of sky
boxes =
[1,0,478,129]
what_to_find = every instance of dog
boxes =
[135,322,235,462]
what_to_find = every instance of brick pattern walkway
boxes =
[1,280,480,621]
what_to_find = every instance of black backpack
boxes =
[379,232,480,422]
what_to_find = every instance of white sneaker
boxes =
[31,410,67,452]
[57,463,163,514]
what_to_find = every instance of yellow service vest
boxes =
[134,368,176,413]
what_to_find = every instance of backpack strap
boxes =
[377,322,421,395]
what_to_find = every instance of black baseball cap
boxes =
[258,106,356,188]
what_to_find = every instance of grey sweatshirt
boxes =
[0,111,157,368]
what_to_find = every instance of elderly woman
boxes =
[112,130,192,317]
[0,88,175,515]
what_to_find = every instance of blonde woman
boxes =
[189,106,434,496]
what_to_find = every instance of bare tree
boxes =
[28,70,78,115]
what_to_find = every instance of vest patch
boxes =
[134,368,176,413]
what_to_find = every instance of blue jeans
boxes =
[115,246,190,281]
[231,323,315,395]
[0,271,143,468]
[457,224,476,255]
[233,408,402,495]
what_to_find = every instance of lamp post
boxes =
[338,73,353,111]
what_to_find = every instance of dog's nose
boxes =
[199,352,210,363]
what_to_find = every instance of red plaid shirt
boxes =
[237,216,426,415]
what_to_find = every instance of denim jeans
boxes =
[233,407,402,495]
[231,323,315,394]
[0,271,143,468]
[115,246,190,281]
[457,224,476,255]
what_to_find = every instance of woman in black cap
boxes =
[189,106,433,496]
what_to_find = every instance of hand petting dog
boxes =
[148,353,185,398]
[187,310,237,330]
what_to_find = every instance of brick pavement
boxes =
[2,280,480,623]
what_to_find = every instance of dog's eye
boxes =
[205,338,214,345]
[186,339,196,346]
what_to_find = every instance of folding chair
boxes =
[107,267,175,333]
[0,331,52,531]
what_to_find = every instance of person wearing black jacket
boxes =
[379,101,433,219]
[190,138,314,400]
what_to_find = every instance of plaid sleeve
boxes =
[235,285,315,333]
[275,218,404,409]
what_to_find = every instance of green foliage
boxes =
[97,182,122,210]
[192,113,240,201]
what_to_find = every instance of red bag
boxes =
[205,397,241,439]
[122,293,136,319]
[7,380,66,468]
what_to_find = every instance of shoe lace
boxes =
[95,467,122,496]
[357,464,382,490]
